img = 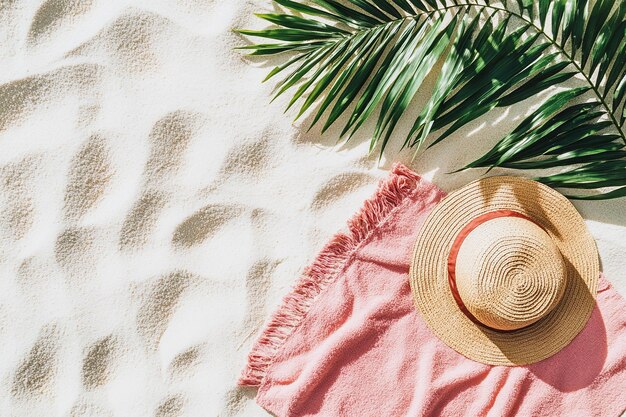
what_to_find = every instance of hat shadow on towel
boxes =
[478,259,607,392]
[526,304,607,392]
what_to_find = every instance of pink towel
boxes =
[239,164,626,417]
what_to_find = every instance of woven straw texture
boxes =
[455,216,567,331]
[410,176,599,365]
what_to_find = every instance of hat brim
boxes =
[409,176,599,365]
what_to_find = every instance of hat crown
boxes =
[455,216,567,331]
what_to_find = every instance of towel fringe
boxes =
[238,163,422,387]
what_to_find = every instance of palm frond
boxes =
[237,0,626,199]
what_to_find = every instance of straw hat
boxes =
[409,176,599,365]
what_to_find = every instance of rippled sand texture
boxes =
[1,1,625,416]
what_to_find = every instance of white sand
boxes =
[0,1,624,416]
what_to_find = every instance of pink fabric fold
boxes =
[240,164,626,417]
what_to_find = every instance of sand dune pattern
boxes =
[0,1,552,416]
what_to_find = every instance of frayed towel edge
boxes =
[238,163,423,387]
